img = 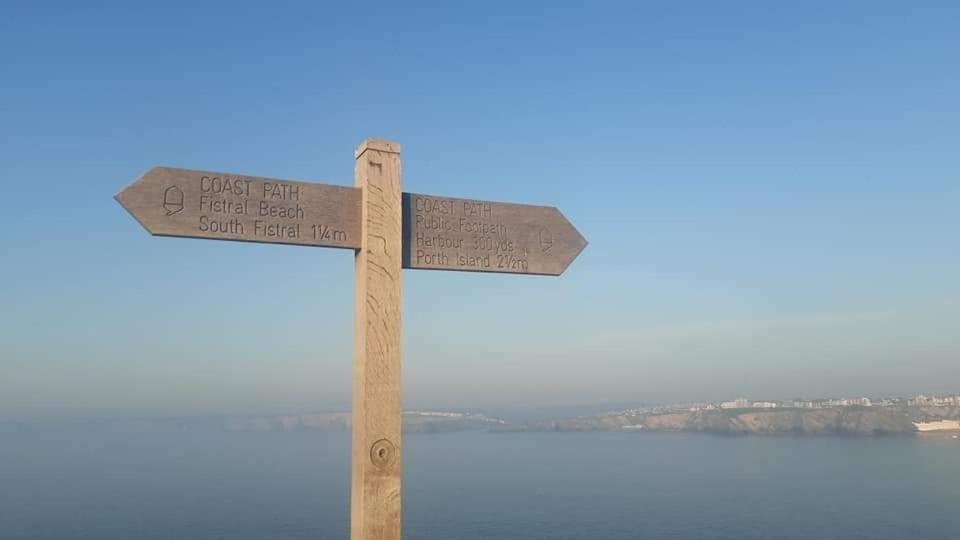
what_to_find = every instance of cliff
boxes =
[508,407,955,436]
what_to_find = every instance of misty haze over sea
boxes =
[3,422,959,539]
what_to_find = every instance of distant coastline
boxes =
[500,407,959,436]
[215,403,960,437]
[496,393,960,436]
[7,394,958,439]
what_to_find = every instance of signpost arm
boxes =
[351,139,403,540]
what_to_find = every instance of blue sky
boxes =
[2,1,958,419]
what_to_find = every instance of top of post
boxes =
[355,139,401,158]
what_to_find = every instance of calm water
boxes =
[2,428,959,539]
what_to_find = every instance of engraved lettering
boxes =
[200,176,251,196]
[200,195,249,215]
[459,217,506,235]
[416,250,450,266]
[254,220,301,238]
[259,200,305,219]
[198,215,244,235]
[457,254,491,268]
[416,197,457,215]
[312,224,347,242]
[262,182,300,201]
[417,232,462,249]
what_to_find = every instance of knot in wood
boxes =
[370,438,396,469]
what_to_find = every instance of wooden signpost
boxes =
[115,139,586,540]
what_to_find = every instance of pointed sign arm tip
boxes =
[556,206,589,247]
[554,207,588,274]
[115,166,162,199]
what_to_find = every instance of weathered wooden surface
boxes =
[115,166,361,249]
[351,140,403,540]
[402,193,587,275]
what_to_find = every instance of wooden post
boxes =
[113,138,586,540]
[351,139,403,540]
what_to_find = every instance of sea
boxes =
[2,426,959,539]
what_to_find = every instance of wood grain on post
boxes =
[351,139,403,540]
